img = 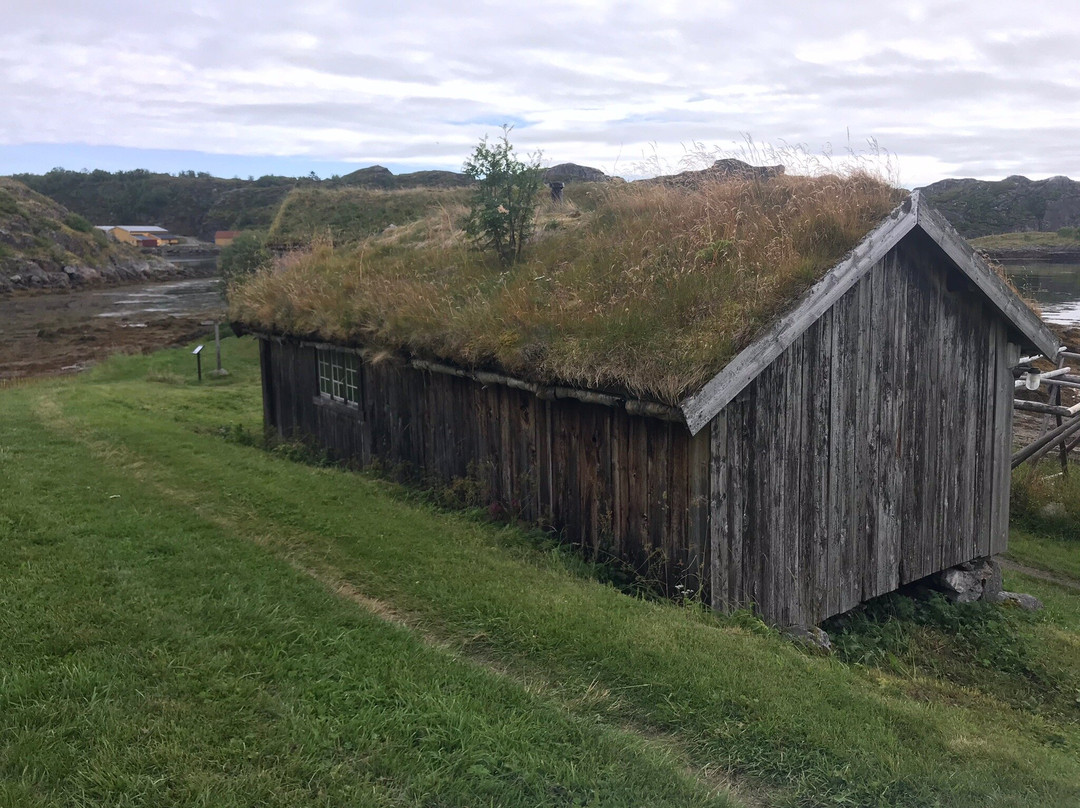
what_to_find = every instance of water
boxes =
[1004,263,1080,326]
[0,274,228,379]
[92,276,225,319]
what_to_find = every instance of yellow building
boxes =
[111,226,180,246]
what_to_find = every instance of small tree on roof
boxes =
[462,126,543,266]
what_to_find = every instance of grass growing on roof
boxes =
[230,173,905,403]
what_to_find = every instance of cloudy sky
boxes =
[3,0,1079,187]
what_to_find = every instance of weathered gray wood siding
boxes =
[258,337,710,594]
[709,234,1019,625]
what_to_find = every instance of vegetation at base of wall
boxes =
[230,172,905,404]
[3,339,1080,807]
[1008,462,1080,585]
[1010,464,1080,541]
[828,588,1080,719]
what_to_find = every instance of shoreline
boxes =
[982,246,1080,265]
[1,258,219,297]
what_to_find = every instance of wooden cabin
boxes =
[242,190,1058,626]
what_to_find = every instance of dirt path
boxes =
[999,558,1080,592]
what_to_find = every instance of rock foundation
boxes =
[931,556,1043,610]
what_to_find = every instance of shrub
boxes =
[462,127,543,266]
[63,212,93,232]
[219,231,270,290]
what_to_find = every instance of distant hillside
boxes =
[13,169,303,242]
[267,186,472,247]
[920,175,1080,238]
[338,165,473,190]
[12,166,476,243]
[0,177,178,293]
[544,163,612,184]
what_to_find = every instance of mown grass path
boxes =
[2,337,1079,807]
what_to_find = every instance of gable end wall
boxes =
[708,233,1018,625]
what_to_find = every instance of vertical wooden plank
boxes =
[791,329,809,625]
[596,407,615,559]
[730,394,749,610]
[990,329,1018,555]
[917,256,942,581]
[977,319,997,557]
[935,270,959,574]
[646,419,670,590]
[826,291,847,617]
[688,422,711,602]
[758,351,783,620]
[878,253,904,595]
[956,292,980,566]
[809,310,833,624]
[667,425,689,588]
[846,272,870,611]
[611,407,629,559]
[498,386,513,505]
[578,403,598,556]
[536,399,552,526]
[627,413,648,571]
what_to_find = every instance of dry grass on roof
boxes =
[230,172,906,404]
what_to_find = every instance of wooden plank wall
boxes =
[710,234,1020,625]
[259,339,710,595]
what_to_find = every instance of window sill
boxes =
[313,395,360,414]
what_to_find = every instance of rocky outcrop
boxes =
[544,163,612,184]
[642,159,785,188]
[0,255,213,295]
[920,174,1080,239]
[0,176,216,296]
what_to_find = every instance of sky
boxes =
[3,1,1080,188]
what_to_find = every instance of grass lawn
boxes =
[970,230,1080,250]
[2,335,1080,807]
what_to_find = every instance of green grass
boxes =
[3,338,1080,806]
[971,230,1080,250]
[267,186,471,247]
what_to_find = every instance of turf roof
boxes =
[229,173,906,404]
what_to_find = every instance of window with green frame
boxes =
[317,348,359,405]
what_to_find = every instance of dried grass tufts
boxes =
[231,172,905,403]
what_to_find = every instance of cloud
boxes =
[3,0,1080,185]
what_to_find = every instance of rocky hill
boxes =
[919,175,1080,239]
[641,159,785,188]
[0,178,181,294]
[543,163,613,184]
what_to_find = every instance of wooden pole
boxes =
[1012,414,1080,468]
